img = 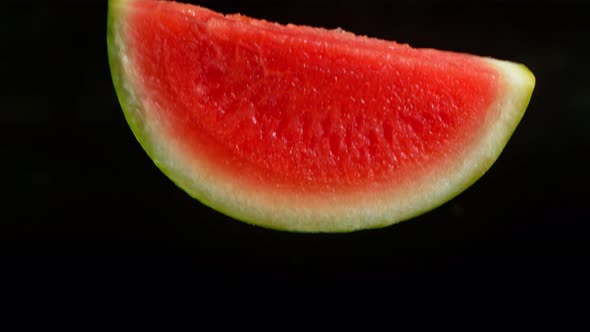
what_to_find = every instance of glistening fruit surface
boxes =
[108,0,535,232]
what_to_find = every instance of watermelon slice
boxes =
[107,0,535,232]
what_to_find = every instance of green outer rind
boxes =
[107,0,229,219]
[107,0,273,231]
[107,0,536,233]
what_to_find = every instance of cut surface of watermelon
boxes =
[107,0,535,232]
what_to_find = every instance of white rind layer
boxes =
[108,0,535,232]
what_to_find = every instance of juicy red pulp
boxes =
[124,1,499,190]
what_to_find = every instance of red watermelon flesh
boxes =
[108,0,535,232]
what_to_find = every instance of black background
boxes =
[2,0,589,293]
